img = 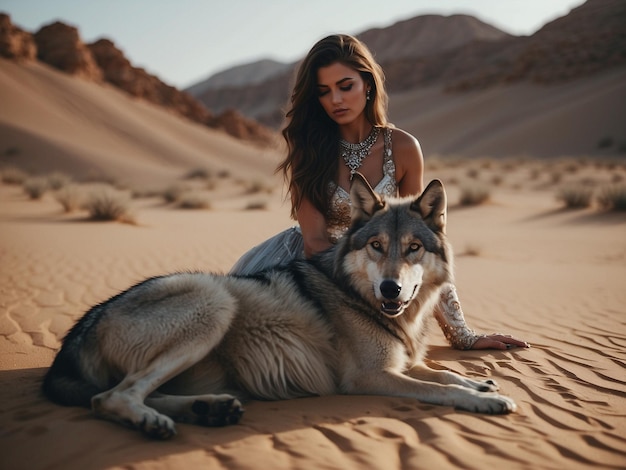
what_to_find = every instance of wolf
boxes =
[42,174,516,439]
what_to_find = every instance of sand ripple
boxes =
[1,186,625,469]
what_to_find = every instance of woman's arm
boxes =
[392,128,424,197]
[393,128,529,350]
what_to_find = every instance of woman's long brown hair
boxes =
[277,34,389,219]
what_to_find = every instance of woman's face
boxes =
[316,62,369,126]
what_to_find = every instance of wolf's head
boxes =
[341,173,453,318]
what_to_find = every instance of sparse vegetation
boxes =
[466,168,480,179]
[23,177,49,199]
[176,191,211,210]
[550,171,563,185]
[47,172,72,190]
[245,199,268,210]
[458,183,491,206]
[491,175,504,186]
[1,166,28,185]
[245,179,274,195]
[131,187,165,199]
[184,167,213,180]
[556,184,594,209]
[596,183,626,212]
[84,185,135,223]
[163,183,193,203]
[529,168,541,180]
[462,242,482,257]
[54,185,84,212]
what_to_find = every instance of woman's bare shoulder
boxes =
[388,127,423,166]
[389,126,421,151]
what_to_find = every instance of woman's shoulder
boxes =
[386,126,420,148]
[386,126,423,161]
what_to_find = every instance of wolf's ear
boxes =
[350,172,385,221]
[412,179,447,233]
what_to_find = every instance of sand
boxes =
[1,58,626,470]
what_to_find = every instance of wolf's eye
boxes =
[409,242,422,252]
[370,240,383,251]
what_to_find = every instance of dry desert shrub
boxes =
[217,169,231,179]
[131,187,165,199]
[84,185,135,223]
[245,199,268,210]
[611,173,624,183]
[556,184,594,209]
[163,183,193,203]
[47,172,72,190]
[2,166,29,185]
[205,178,218,191]
[596,183,626,211]
[54,185,84,212]
[458,183,491,206]
[466,167,480,179]
[491,175,504,186]
[245,179,274,194]
[183,167,213,180]
[23,176,49,199]
[528,167,541,181]
[550,171,563,185]
[479,159,493,170]
[176,191,212,210]
[462,242,482,257]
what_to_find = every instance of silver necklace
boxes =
[340,126,381,176]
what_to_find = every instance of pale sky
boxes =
[1,0,586,89]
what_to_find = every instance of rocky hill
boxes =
[189,0,626,129]
[191,13,512,128]
[0,14,277,147]
[186,59,292,97]
[358,13,512,63]
[0,13,36,61]
[429,0,626,91]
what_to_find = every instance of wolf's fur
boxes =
[43,174,516,439]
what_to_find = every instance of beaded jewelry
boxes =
[340,126,381,176]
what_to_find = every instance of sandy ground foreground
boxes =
[0,177,625,470]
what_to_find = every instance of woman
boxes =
[231,34,528,351]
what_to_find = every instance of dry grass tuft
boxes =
[183,167,213,180]
[596,183,626,211]
[556,184,594,209]
[2,166,29,185]
[245,179,274,195]
[23,177,49,199]
[245,199,269,210]
[84,185,135,223]
[458,183,491,206]
[176,191,212,210]
[163,183,193,203]
[462,242,483,257]
[54,185,84,212]
[47,172,72,190]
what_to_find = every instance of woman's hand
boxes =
[471,334,530,350]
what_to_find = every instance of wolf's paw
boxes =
[192,396,244,426]
[458,393,517,415]
[139,411,177,439]
[477,379,499,393]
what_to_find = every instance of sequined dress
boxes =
[229,128,397,275]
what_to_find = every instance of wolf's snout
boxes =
[380,280,402,299]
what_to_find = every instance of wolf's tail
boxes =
[42,345,101,408]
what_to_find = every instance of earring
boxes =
[366,89,371,101]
